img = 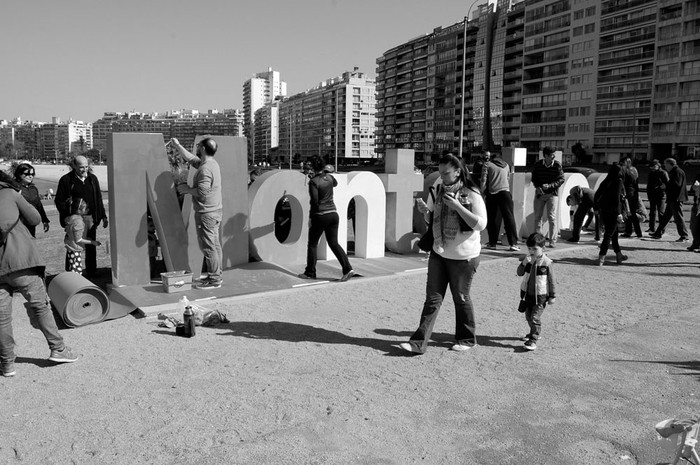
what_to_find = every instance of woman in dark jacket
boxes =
[594,163,628,266]
[13,163,49,238]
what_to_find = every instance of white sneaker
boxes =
[449,342,475,352]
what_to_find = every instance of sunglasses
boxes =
[21,172,35,176]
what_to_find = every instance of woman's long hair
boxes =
[438,153,478,192]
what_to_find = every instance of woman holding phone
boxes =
[400,153,487,354]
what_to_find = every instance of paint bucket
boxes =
[47,272,110,327]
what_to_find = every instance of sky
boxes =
[1,0,479,123]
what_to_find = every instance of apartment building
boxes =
[375,0,700,165]
[242,68,287,162]
[91,109,244,152]
[275,68,376,166]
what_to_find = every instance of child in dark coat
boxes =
[516,233,556,351]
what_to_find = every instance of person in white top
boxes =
[400,153,487,354]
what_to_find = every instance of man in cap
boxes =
[646,159,668,233]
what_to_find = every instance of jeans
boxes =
[305,212,352,277]
[654,200,689,239]
[0,268,65,364]
[533,193,558,242]
[525,302,546,340]
[408,253,480,353]
[624,195,642,237]
[484,190,519,246]
[647,192,666,231]
[195,210,223,281]
[599,211,621,256]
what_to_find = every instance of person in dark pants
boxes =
[620,156,642,238]
[650,158,689,242]
[55,156,108,278]
[566,185,599,243]
[298,161,354,282]
[646,159,669,233]
[594,163,628,266]
[480,152,519,251]
[688,174,700,252]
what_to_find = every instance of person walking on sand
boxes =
[399,153,487,354]
[649,158,689,243]
[0,172,78,378]
[480,151,520,251]
[298,159,354,282]
[516,233,556,351]
[594,163,628,266]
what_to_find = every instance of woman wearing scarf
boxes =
[400,153,487,354]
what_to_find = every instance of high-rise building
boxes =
[276,68,376,166]
[376,0,700,165]
[37,118,92,161]
[242,68,287,162]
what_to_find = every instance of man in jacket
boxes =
[650,158,689,242]
[480,152,520,251]
[1,172,78,377]
[55,155,108,277]
[566,185,599,243]
[531,147,565,247]
[646,159,669,233]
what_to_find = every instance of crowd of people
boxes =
[2,149,698,375]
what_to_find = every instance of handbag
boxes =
[517,299,528,313]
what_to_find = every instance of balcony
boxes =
[598,70,654,83]
[600,32,656,50]
[595,126,650,133]
[598,50,655,67]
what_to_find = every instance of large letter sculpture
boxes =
[378,149,424,253]
[108,134,248,286]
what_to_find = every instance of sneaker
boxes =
[508,245,521,252]
[1,362,15,377]
[675,237,690,243]
[297,273,316,280]
[645,229,655,233]
[520,334,540,342]
[524,340,537,351]
[49,346,79,363]
[340,269,355,282]
[398,342,422,354]
[649,233,662,239]
[196,279,222,290]
[450,342,475,352]
[484,243,497,249]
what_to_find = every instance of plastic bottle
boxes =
[178,296,190,313]
[183,304,196,338]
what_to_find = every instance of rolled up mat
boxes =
[47,272,110,327]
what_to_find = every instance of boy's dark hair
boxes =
[526,232,546,248]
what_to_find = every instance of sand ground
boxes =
[1,233,699,464]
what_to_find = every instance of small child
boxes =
[516,232,556,351]
[64,199,101,274]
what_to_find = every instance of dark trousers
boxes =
[64,215,97,276]
[690,205,700,249]
[655,200,689,239]
[484,190,519,246]
[304,212,352,277]
[624,195,642,237]
[571,207,599,241]
[599,212,621,256]
[647,192,666,231]
[408,253,479,353]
